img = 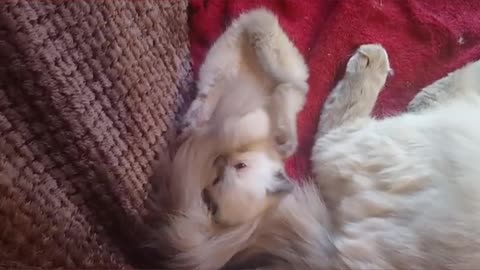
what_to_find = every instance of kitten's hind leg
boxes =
[408,60,480,112]
[180,9,308,143]
[245,9,309,88]
[316,44,392,138]
[180,10,282,141]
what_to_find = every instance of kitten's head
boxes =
[202,141,294,227]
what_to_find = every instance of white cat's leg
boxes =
[246,9,309,158]
[408,60,480,112]
[247,10,309,158]
[317,44,391,138]
[312,44,391,224]
[180,35,240,141]
[268,82,307,158]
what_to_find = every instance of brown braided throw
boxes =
[0,0,193,268]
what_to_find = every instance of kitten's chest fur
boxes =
[312,100,480,269]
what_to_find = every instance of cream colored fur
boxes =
[231,46,480,269]
[162,49,480,270]
[310,47,480,270]
[160,8,480,270]
[156,8,308,270]
[178,8,310,228]
[180,8,308,158]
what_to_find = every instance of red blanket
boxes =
[189,0,480,180]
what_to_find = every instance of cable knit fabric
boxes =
[0,0,193,268]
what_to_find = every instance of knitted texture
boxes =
[0,0,193,268]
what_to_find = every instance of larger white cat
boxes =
[308,44,480,270]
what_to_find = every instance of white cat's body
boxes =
[313,96,480,270]
[218,50,480,269]
[245,49,480,270]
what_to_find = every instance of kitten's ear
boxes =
[267,171,294,196]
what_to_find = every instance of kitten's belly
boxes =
[312,115,480,269]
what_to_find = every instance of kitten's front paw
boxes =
[274,129,298,159]
[346,44,392,77]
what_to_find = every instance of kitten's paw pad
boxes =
[274,131,298,159]
[346,44,392,76]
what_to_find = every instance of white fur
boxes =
[180,8,308,158]
[312,56,480,269]
[156,9,308,270]
[158,8,480,270]
[162,46,480,270]
[209,149,286,227]
[244,47,480,269]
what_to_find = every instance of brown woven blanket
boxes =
[0,1,193,268]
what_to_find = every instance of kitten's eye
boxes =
[234,162,247,170]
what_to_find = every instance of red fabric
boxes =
[189,0,480,180]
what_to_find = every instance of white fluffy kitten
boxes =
[179,9,309,227]
[156,9,307,270]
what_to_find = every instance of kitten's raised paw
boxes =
[346,44,392,77]
[274,130,298,159]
